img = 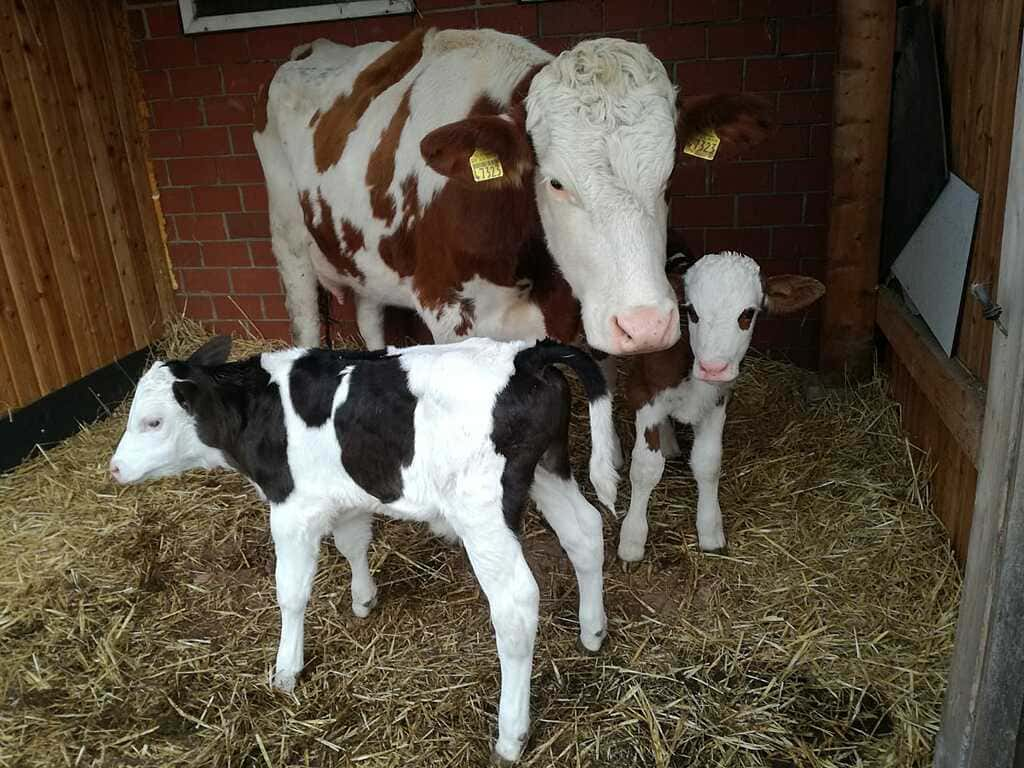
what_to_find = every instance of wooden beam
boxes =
[934,31,1024,765]
[819,1,896,381]
[876,287,985,465]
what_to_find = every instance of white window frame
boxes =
[178,0,414,34]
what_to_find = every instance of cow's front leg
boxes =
[691,397,728,552]
[597,355,624,470]
[355,298,385,350]
[332,512,377,618]
[618,407,666,562]
[460,520,539,764]
[270,502,321,692]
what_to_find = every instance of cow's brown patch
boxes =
[299,189,364,281]
[644,426,661,452]
[366,87,413,225]
[454,298,475,336]
[625,338,692,411]
[378,174,420,279]
[308,109,321,128]
[313,28,426,173]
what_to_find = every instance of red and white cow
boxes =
[255,27,772,358]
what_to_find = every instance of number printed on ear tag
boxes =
[682,130,721,161]
[469,148,504,182]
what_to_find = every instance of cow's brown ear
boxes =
[762,275,825,315]
[678,93,775,160]
[421,115,533,188]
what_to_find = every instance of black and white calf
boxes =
[109,335,617,764]
[618,251,825,561]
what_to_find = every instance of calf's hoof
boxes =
[577,629,607,656]
[352,594,378,618]
[491,731,529,765]
[272,671,297,693]
[617,538,646,564]
[701,545,729,556]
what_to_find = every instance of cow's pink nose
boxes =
[698,360,729,378]
[610,307,678,354]
[109,460,122,482]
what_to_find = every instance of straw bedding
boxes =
[0,320,960,767]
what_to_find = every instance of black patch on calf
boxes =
[290,350,345,427]
[169,357,295,503]
[334,356,416,503]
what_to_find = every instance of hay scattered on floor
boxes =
[0,320,960,767]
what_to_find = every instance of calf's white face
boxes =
[683,251,825,382]
[526,39,679,355]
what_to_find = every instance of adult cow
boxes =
[255,27,772,358]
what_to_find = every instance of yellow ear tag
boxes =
[682,129,721,161]
[469,148,504,182]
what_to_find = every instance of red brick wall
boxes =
[127,0,834,367]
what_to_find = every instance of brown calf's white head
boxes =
[682,251,825,382]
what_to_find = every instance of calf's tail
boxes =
[514,340,619,509]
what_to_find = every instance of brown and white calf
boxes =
[255,27,772,357]
[617,252,825,562]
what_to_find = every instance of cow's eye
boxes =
[549,178,564,191]
[738,308,756,330]
[145,418,163,430]
[684,304,699,324]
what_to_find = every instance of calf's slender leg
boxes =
[618,407,666,562]
[270,501,322,692]
[356,299,385,350]
[691,400,727,552]
[597,355,625,470]
[659,417,682,458]
[332,513,377,618]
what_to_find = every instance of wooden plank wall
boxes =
[0,0,173,414]
[881,0,1024,563]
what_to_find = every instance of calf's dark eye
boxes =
[738,308,756,330]
[146,418,162,430]
[549,178,564,191]
[684,304,699,323]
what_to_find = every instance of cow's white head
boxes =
[109,337,232,484]
[683,252,825,382]
[421,38,773,355]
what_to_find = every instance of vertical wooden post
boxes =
[819,1,897,381]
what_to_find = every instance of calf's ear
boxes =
[421,115,533,188]
[188,335,232,366]
[762,275,826,315]
[172,379,201,415]
[678,93,775,160]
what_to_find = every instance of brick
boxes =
[540,0,603,36]
[194,185,242,212]
[737,193,802,225]
[127,9,146,40]
[242,184,269,211]
[174,213,228,241]
[534,36,576,57]
[676,228,706,255]
[213,295,264,320]
[744,125,808,159]
[171,67,223,98]
[253,320,292,341]
[144,38,195,68]
[778,91,831,123]
[705,226,771,256]
[160,188,194,214]
[672,0,739,23]
[217,156,264,184]
[262,294,290,320]
[230,126,257,154]
[205,95,255,125]
[153,159,170,188]
[813,53,834,89]
[181,267,230,294]
[744,57,813,90]
[804,191,827,225]
[168,157,220,185]
[605,0,668,31]
[231,268,282,294]
[711,162,772,193]
[141,70,171,100]
[780,16,835,54]
[671,163,707,195]
[196,31,250,64]
[223,62,278,94]
[294,20,358,46]
[774,157,829,192]
[671,195,734,227]
[149,129,181,157]
[417,9,478,31]
[810,124,831,157]
[203,242,252,267]
[640,26,706,61]
[227,212,271,239]
[180,127,231,156]
[741,0,811,17]
[708,21,776,57]
[211,319,246,336]
[133,42,147,71]
[146,5,182,37]
[811,0,835,14]
[247,25,309,60]
[675,60,743,94]
[176,293,214,320]
[477,4,539,37]
[353,14,416,44]
[168,242,201,267]
[249,241,276,266]
[150,99,203,129]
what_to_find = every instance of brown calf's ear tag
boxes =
[682,129,721,161]
[469,148,504,182]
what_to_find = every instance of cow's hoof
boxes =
[576,632,606,656]
[352,594,378,618]
[617,539,646,564]
[700,544,729,556]
[490,751,517,767]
